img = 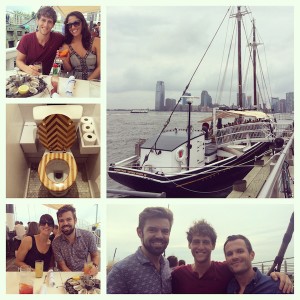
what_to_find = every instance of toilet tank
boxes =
[33,105,83,124]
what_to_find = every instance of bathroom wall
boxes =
[85,104,101,197]
[6,104,29,197]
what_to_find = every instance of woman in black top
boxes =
[15,214,55,271]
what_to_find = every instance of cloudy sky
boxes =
[106,201,294,266]
[107,5,294,109]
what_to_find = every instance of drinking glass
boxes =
[35,260,44,278]
[33,61,43,75]
[19,266,33,294]
[84,262,93,275]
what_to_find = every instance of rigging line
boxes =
[228,22,237,106]
[165,174,233,194]
[215,8,232,104]
[256,51,272,108]
[141,6,232,167]
[219,17,236,105]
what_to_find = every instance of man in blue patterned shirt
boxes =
[107,207,173,294]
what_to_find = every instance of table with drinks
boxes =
[6,263,101,294]
[6,70,101,98]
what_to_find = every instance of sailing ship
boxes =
[108,7,294,198]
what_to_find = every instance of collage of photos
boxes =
[3,1,295,299]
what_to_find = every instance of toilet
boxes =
[33,105,83,197]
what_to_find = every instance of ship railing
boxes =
[253,257,294,277]
[273,113,294,121]
[258,133,294,198]
[215,122,273,146]
[273,123,294,140]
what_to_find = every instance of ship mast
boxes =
[237,6,243,108]
[252,19,259,107]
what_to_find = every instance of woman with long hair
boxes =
[58,11,100,80]
[15,214,54,271]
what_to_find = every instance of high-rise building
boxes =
[155,81,165,111]
[200,90,212,107]
[165,98,176,111]
[236,93,246,107]
[286,92,294,113]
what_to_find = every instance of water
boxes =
[107,110,211,196]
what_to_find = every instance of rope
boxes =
[141,7,232,167]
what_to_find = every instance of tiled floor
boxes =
[26,163,91,198]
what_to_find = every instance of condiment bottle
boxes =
[51,63,59,96]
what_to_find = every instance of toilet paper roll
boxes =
[80,116,93,125]
[82,123,95,134]
[83,132,97,145]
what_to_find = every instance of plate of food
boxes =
[64,276,100,294]
[6,74,48,98]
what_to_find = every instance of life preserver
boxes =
[175,147,186,162]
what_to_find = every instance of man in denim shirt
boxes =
[107,207,173,294]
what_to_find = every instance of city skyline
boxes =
[107,6,294,109]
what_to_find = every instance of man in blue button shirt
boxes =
[224,234,287,294]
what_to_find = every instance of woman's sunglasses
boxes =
[66,20,81,29]
[40,221,54,227]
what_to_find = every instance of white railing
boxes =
[258,134,294,198]
[6,47,17,70]
[273,113,294,120]
[215,122,273,146]
[273,123,294,139]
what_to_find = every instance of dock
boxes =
[228,135,294,198]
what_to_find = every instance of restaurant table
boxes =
[6,70,101,98]
[6,271,101,294]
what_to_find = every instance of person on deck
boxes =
[224,234,287,294]
[15,214,54,271]
[171,220,292,294]
[58,11,100,80]
[107,207,173,294]
[52,205,99,275]
[16,6,64,75]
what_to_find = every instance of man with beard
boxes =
[224,235,284,294]
[16,6,64,75]
[107,207,173,294]
[52,205,99,275]
[172,220,292,294]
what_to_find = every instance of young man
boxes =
[16,6,64,75]
[107,207,173,294]
[52,205,99,275]
[224,235,285,294]
[172,220,292,294]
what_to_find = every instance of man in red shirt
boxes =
[172,220,292,294]
[16,6,64,75]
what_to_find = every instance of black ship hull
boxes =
[108,142,270,198]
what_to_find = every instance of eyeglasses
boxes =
[66,20,81,29]
[40,221,54,227]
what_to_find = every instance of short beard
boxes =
[62,226,75,236]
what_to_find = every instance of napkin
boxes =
[65,76,76,97]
